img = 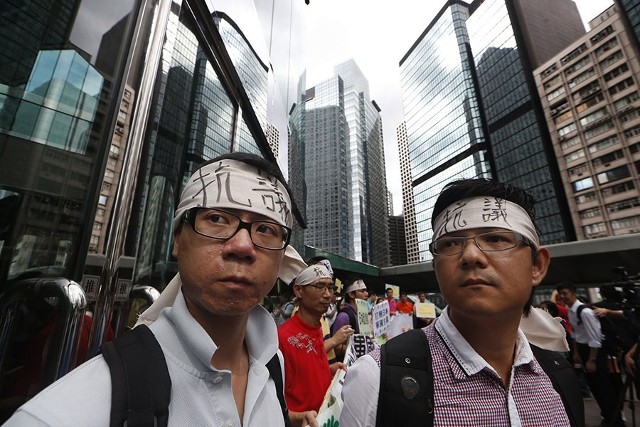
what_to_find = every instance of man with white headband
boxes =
[278,264,349,414]
[5,152,316,427]
[331,279,369,361]
[340,178,584,427]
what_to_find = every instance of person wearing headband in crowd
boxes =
[330,279,369,361]
[340,178,583,427]
[278,264,350,414]
[5,152,316,427]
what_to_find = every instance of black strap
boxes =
[101,325,171,427]
[266,355,292,427]
[376,330,583,427]
[531,345,585,427]
[376,329,433,427]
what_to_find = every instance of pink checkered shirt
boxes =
[368,315,570,426]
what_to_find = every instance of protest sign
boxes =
[372,300,390,338]
[355,299,371,336]
[386,313,414,339]
[415,302,436,319]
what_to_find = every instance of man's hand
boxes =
[334,325,353,345]
[592,307,608,317]
[289,410,318,427]
[625,344,638,377]
[329,361,347,376]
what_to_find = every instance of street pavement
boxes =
[583,392,640,427]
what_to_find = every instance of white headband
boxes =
[295,264,332,286]
[172,159,292,232]
[432,196,539,246]
[345,279,367,293]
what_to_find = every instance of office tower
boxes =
[466,0,581,244]
[291,59,390,266]
[399,1,491,262]
[397,121,420,263]
[400,0,583,261]
[615,0,640,53]
[0,0,306,408]
[388,215,408,266]
[535,5,640,239]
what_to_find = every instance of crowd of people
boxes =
[4,152,640,427]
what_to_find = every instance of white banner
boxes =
[355,299,371,336]
[386,313,414,340]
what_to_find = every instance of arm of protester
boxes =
[592,307,625,318]
[289,410,318,427]
[324,325,353,353]
[329,361,347,376]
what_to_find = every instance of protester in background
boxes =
[367,292,377,314]
[556,282,624,427]
[413,291,432,328]
[396,292,414,314]
[385,287,397,316]
[331,280,368,361]
[5,152,317,426]
[341,178,582,427]
[278,264,349,413]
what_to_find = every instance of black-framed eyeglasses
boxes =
[305,282,337,293]
[429,230,529,256]
[184,208,291,250]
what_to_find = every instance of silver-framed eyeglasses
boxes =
[305,283,337,293]
[184,208,291,250]
[429,230,529,256]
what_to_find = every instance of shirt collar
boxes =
[434,307,537,377]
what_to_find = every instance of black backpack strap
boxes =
[531,344,585,427]
[576,304,586,326]
[266,354,291,427]
[376,329,434,427]
[101,325,171,427]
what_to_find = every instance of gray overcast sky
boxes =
[302,0,613,215]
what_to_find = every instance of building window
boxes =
[614,92,639,111]
[565,55,591,75]
[592,149,624,167]
[579,207,601,219]
[568,68,595,88]
[602,180,635,197]
[575,191,597,204]
[547,86,566,102]
[594,37,619,58]
[588,135,619,153]
[606,197,640,213]
[558,123,577,137]
[564,149,585,164]
[99,195,108,206]
[603,63,629,82]
[561,136,582,151]
[590,25,614,45]
[597,165,631,184]
[579,108,608,127]
[611,215,640,230]
[609,77,635,96]
[583,222,607,238]
[572,177,594,192]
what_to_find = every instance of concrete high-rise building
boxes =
[399,0,583,261]
[535,5,640,239]
[290,59,390,266]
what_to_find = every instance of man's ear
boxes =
[293,284,303,299]
[531,246,550,287]
[171,232,180,258]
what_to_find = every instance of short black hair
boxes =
[556,281,576,294]
[431,178,536,229]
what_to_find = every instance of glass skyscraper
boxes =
[0,0,306,411]
[290,59,390,266]
[400,0,582,261]
[400,2,490,261]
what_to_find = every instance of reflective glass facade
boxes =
[0,0,305,410]
[400,2,490,262]
[467,0,573,243]
[291,60,390,265]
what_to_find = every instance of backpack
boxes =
[101,325,291,427]
[376,329,584,427]
[576,304,637,356]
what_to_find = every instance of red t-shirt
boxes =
[396,300,414,314]
[278,313,331,412]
